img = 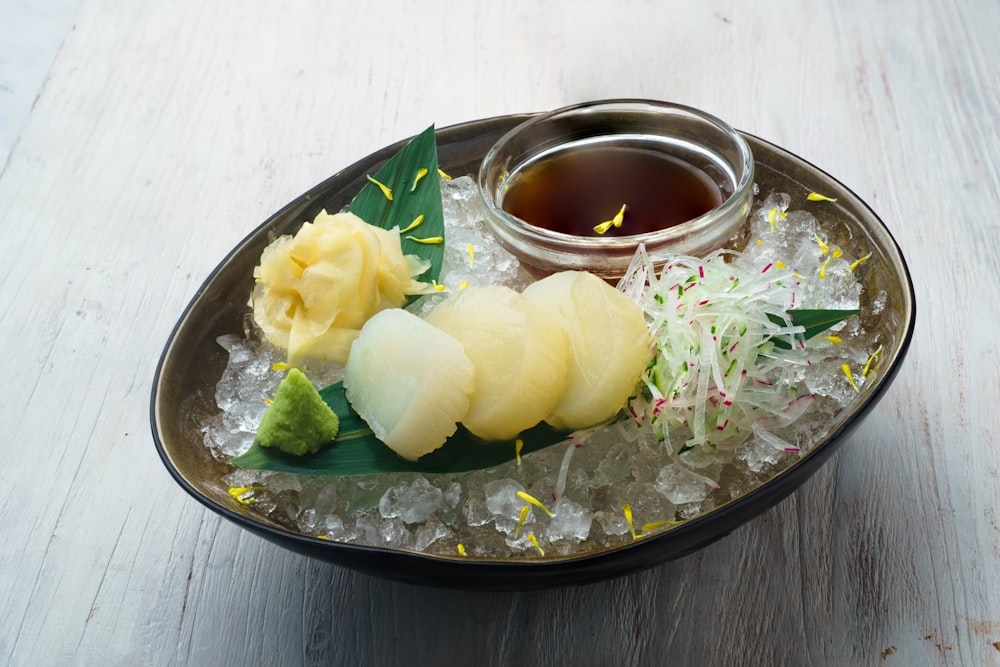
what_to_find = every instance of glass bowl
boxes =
[478,99,755,278]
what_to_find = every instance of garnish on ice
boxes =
[619,245,858,454]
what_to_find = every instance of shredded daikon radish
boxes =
[620,246,815,454]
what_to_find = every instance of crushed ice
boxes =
[202,178,874,558]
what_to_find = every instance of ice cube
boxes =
[462,496,493,527]
[413,517,452,551]
[317,514,346,540]
[297,508,318,533]
[379,517,411,549]
[593,442,634,486]
[736,436,783,473]
[484,478,527,517]
[593,510,630,537]
[545,498,593,543]
[612,481,676,527]
[654,464,714,504]
[378,477,444,524]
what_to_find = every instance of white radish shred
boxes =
[620,245,815,455]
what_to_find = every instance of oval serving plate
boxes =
[151,113,915,591]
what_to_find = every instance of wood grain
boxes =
[1,0,998,664]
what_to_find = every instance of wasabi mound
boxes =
[257,368,340,456]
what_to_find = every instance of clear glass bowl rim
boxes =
[476,98,756,252]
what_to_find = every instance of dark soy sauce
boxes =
[501,144,724,237]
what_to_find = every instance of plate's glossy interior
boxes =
[151,114,915,590]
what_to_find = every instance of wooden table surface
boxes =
[2,1,998,665]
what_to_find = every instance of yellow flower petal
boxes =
[611,204,627,227]
[850,252,873,271]
[515,504,530,538]
[366,175,393,201]
[406,235,444,245]
[593,204,627,235]
[641,520,679,532]
[819,256,832,280]
[593,220,615,235]
[815,234,830,255]
[842,363,859,392]
[410,168,429,192]
[862,345,884,377]
[228,486,265,506]
[623,503,638,540]
[516,490,555,518]
[399,214,424,233]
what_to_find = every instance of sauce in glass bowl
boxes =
[501,143,724,238]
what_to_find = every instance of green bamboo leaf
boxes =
[767,308,859,350]
[233,381,571,476]
[788,308,861,338]
[346,124,444,283]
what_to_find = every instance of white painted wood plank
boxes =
[0,0,998,664]
[0,0,84,168]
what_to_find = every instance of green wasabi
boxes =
[257,368,339,456]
